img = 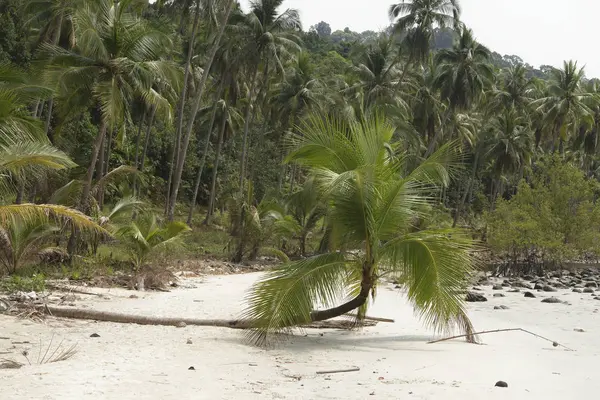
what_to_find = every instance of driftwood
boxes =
[316,367,360,375]
[428,328,575,351]
[24,305,378,330]
[344,313,394,323]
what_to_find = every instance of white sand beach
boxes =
[1,272,599,399]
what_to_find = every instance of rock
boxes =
[472,287,483,291]
[176,321,187,328]
[583,288,595,293]
[394,285,402,289]
[495,381,508,388]
[493,293,505,297]
[524,291,536,298]
[573,328,585,333]
[572,288,582,293]
[594,297,600,301]
[186,338,193,344]
[0,299,9,313]
[508,288,520,293]
[585,281,598,288]
[494,305,510,310]
[466,292,487,302]
[534,283,544,290]
[523,275,534,281]
[129,294,139,299]
[188,366,195,370]
[552,341,559,347]
[90,333,100,338]
[492,284,503,290]
[541,297,562,304]
[542,285,557,292]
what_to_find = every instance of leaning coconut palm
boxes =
[243,115,477,345]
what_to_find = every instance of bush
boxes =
[487,157,600,274]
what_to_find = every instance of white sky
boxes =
[239,0,598,78]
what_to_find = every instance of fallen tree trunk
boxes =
[28,305,377,330]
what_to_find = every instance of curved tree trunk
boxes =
[167,0,235,221]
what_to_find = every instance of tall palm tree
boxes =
[42,0,178,211]
[166,0,235,221]
[233,0,302,193]
[533,61,594,152]
[389,0,462,83]
[492,64,535,112]
[428,27,492,155]
[243,115,477,345]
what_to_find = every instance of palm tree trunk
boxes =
[238,68,259,192]
[425,108,452,158]
[453,152,479,227]
[44,99,54,142]
[204,111,228,224]
[165,0,202,217]
[133,110,147,170]
[186,86,224,225]
[81,121,107,211]
[136,105,157,197]
[95,135,105,182]
[99,129,114,209]
[167,0,235,221]
[15,181,25,205]
[310,266,373,321]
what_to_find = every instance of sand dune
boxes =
[1,272,599,399]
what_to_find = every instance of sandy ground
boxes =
[1,273,599,399]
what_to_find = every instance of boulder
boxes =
[572,288,582,293]
[541,297,562,304]
[492,284,503,290]
[493,293,505,297]
[524,291,536,298]
[585,281,598,288]
[495,381,508,388]
[494,305,510,310]
[466,292,488,302]
[542,285,557,292]
[583,288,595,293]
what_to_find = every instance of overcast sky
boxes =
[238,0,598,78]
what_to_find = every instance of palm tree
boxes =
[492,64,535,112]
[232,0,302,194]
[533,61,594,152]
[243,115,477,345]
[41,0,177,212]
[166,0,236,221]
[0,214,59,274]
[115,212,190,269]
[485,109,533,205]
[428,27,493,155]
[346,35,408,114]
[389,0,462,83]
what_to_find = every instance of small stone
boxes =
[534,283,544,290]
[573,328,585,333]
[542,285,557,292]
[493,293,505,297]
[472,287,483,291]
[186,338,193,344]
[594,297,600,301]
[583,288,595,293]
[495,381,508,388]
[494,305,509,310]
[541,297,562,304]
[508,288,520,293]
[466,292,487,302]
[188,366,195,370]
[129,294,139,299]
[90,333,100,338]
[572,288,582,293]
[492,284,503,290]
[524,291,536,298]
[394,285,401,289]
[176,321,187,328]
[552,342,559,347]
